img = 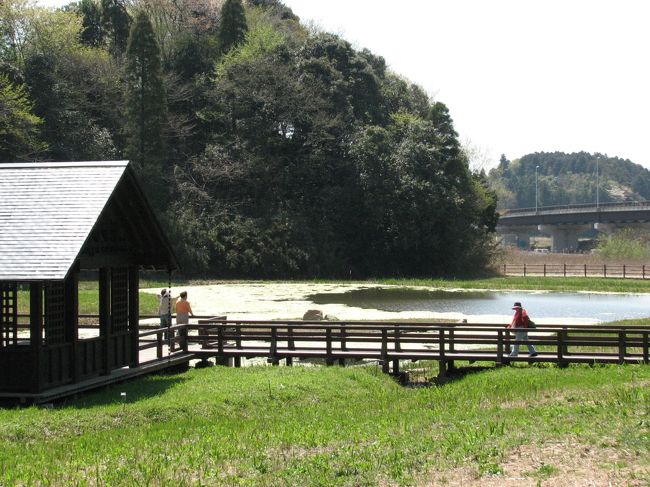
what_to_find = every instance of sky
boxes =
[35,0,650,169]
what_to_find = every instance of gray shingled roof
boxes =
[0,161,129,280]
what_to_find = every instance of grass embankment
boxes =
[0,364,648,485]
[377,276,650,293]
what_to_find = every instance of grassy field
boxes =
[5,277,650,485]
[0,363,648,486]
[377,276,650,293]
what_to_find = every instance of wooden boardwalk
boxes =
[6,319,648,404]
[181,320,650,377]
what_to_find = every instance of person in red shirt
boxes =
[507,301,538,357]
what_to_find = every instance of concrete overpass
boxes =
[496,201,650,251]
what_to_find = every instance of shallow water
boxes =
[308,288,650,322]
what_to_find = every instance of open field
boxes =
[376,276,650,293]
[0,363,648,486]
[495,248,650,267]
[6,277,650,485]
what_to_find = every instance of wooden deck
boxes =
[3,318,648,404]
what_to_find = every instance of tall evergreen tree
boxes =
[79,0,104,47]
[125,10,166,206]
[218,0,248,53]
[101,0,131,55]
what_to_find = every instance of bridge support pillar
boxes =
[540,224,591,252]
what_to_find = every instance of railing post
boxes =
[340,325,347,351]
[604,264,607,278]
[643,265,646,280]
[563,263,566,277]
[270,326,279,365]
[157,330,163,359]
[394,325,401,353]
[524,263,527,277]
[558,328,568,368]
[584,264,587,277]
[503,263,506,275]
[496,330,504,366]
[643,332,649,364]
[199,324,208,349]
[381,329,389,374]
[217,326,224,355]
[623,265,626,279]
[618,331,626,364]
[438,328,447,377]
[235,324,242,349]
[325,327,333,366]
[182,324,188,353]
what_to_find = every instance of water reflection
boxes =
[308,287,650,321]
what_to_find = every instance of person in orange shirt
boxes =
[175,291,194,325]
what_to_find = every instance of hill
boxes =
[488,152,650,209]
[0,0,497,278]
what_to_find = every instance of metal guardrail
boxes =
[502,200,650,216]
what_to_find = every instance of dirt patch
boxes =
[421,439,649,486]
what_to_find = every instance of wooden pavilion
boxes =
[0,161,178,399]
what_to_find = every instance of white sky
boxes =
[36,0,650,169]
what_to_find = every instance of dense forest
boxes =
[488,152,650,210]
[0,0,498,277]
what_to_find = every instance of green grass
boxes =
[17,286,159,317]
[0,363,648,485]
[375,276,650,293]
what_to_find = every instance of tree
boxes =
[218,0,247,53]
[125,10,167,207]
[101,0,131,55]
[79,0,105,47]
[0,73,45,161]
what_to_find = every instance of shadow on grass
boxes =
[57,370,190,409]
[431,365,496,386]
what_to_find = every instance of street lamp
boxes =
[596,158,599,209]
[535,165,539,213]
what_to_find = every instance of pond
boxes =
[308,288,650,323]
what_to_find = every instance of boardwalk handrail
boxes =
[181,320,650,376]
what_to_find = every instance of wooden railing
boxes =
[11,315,649,377]
[179,320,650,376]
[501,263,650,279]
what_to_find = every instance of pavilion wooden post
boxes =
[64,263,80,383]
[128,266,139,368]
[29,282,43,392]
[29,282,44,393]
[99,268,111,375]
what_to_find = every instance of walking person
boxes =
[507,301,538,357]
[157,289,172,340]
[174,291,194,351]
